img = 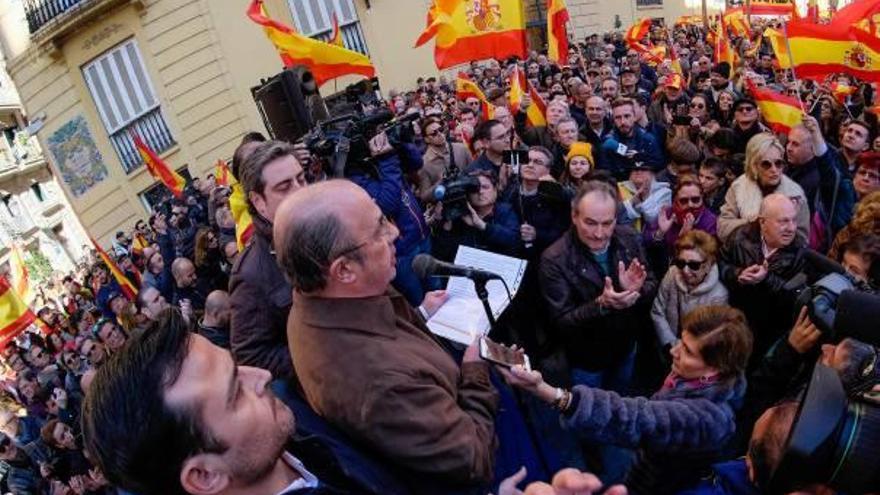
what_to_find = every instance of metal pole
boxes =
[702,0,709,30]
[781,20,806,113]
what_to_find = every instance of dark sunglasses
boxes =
[735,106,756,113]
[690,103,705,109]
[672,259,705,271]
[759,159,786,171]
[677,195,703,206]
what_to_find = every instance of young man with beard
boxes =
[82,309,401,495]
[597,98,663,180]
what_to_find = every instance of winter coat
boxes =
[229,216,294,378]
[717,174,810,243]
[563,373,748,495]
[597,127,664,180]
[651,264,729,347]
[620,179,672,229]
[432,202,521,261]
[539,228,658,370]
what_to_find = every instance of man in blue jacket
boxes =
[348,133,431,306]
[597,98,663,181]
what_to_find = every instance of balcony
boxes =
[24,0,89,34]
[313,22,370,56]
[23,0,141,48]
[110,107,175,174]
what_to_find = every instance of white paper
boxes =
[426,246,527,345]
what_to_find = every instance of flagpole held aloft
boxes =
[780,20,806,114]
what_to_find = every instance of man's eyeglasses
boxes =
[331,215,395,262]
[672,259,705,271]
[736,106,756,113]
[856,168,880,182]
[759,159,786,171]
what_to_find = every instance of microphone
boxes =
[412,254,503,283]
[601,137,629,156]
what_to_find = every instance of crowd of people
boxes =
[1,16,879,495]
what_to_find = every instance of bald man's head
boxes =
[747,401,798,489]
[171,258,196,288]
[273,180,369,293]
[759,193,798,249]
[203,290,230,327]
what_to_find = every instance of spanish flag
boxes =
[509,67,547,127]
[247,0,375,87]
[0,277,35,349]
[329,13,344,47]
[749,1,795,16]
[131,233,149,256]
[786,19,880,82]
[9,245,32,304]
[746,80,803,134]
[132,133,186,199]
[723,8,750,38]
[547,0,570,65]
[92,238,138,301]
[624,18,652,49]
[455,73,495,120]
[829,82,857,103]
[215,159,235,187]
[714,17,736,67]
[229,184,254,251]
[415,0,528,69]
[764,27,791,68]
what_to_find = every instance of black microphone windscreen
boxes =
[411,254,436,280]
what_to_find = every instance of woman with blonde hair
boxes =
[717,133,810,242]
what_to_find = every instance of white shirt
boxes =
[276,452,320,495]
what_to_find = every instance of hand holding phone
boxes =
[479,337,531,371]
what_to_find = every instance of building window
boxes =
[138,167,192,212]
[636,0,663,6]
[82,38,175,174]
[287,0,369,55]
[30,182,44,202]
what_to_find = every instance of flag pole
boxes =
[780,20,806,114]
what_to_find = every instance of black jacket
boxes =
[539,227,658,370]
[229,216,294,378]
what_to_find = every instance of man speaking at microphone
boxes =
[274,179,500,493]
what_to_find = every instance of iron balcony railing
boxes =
[313,22,370,56]
[110,107,176,174]
[24,0,89,34]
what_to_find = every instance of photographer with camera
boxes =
[348,131,432,307]
[417,117,472,204]
[432,169,520,262]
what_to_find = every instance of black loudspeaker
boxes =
[251,66,329,143]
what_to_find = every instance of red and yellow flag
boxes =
[247,0,375,87]
[8,245,32,304]
[132,133,186,199]
[547,0,570,65]
[414,0,528,69]
[215,159,235,187]
[764,27,790,69]
[625,18,652,49]
[0,277,35,349]
[510,68,546,127]
[723,8,751,38]
[746,80,803,134]
[131,233,149,256]
[329,13,344,47]
[714,18,736,67]
[829,82,857,103]
[92,238,138,301]
[749,1,795,16]
[229,184,254,252]
[455,73,495,120]
[786,19,880,82]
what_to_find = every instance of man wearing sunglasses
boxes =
[730,97,767,154]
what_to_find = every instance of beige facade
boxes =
[0,43,90,280]
[0,0,714,242]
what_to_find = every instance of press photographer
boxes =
[431,169,520,262]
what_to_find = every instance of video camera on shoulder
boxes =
[433,174,480,222]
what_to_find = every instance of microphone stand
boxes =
[473,277,497,328]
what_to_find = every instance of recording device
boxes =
[601,138,635,159]
[302,109,420,177]
[252,66,329,143]
[411,254,503,283]
[433,175,480,221]
[790,249,880,346]
[769,364,880,494]
[479,337,531,370]
[537,180,569,204]
[672,102,691,126]
[502,149,529,175]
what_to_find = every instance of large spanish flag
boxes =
[764,27,791,68]
[747,80,803,134]
[547,0,570,65]
[624,18,652,49]
[132,133,186,199]
[229,184,254,251]
[92,238,138,300]
[714,17,736,66]
[786,19,880,82]
[0,277,35,349]
[9,245,32,304]
[415,0,528,69]
[247,0,375,86]
[723,8,751,38]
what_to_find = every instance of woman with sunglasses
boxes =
[651,230,728,354]
[644,176,717,257]
[717,133,810,243]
